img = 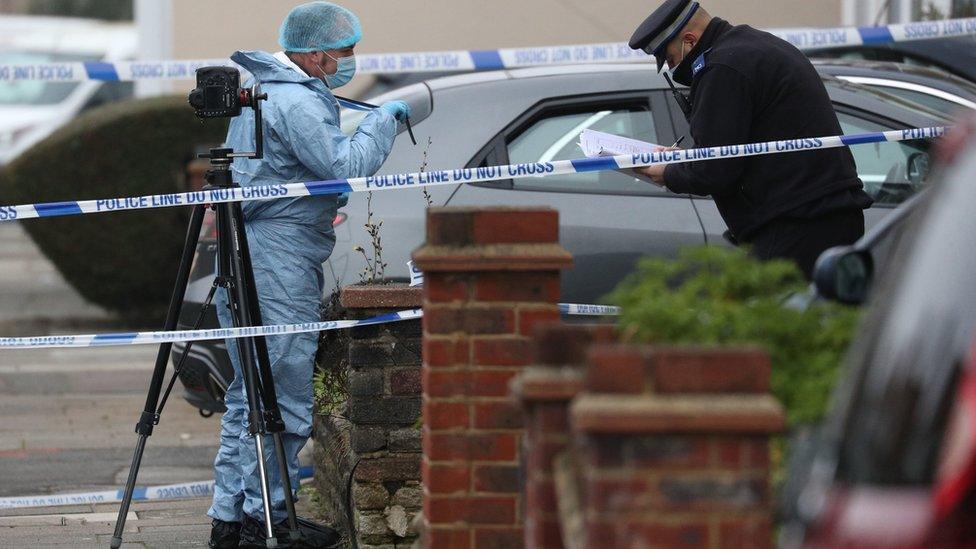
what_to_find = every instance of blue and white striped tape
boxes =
[0,126,948,223]
[0,304,619,349]
[0,465,313,510]
[0,309,422,349]
[1,18,973,82]
[559,303,621,316]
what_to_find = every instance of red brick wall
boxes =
[573,345,785,548]
[513,324,616,549]
[413,207,572,548]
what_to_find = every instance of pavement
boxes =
[0,498,214,547]
[0,222,111,327]
[0,221,319,547]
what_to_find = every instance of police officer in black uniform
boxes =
[631,0,872,278]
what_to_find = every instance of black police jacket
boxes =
[663,18,871,242]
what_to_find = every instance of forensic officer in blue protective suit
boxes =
[207,3,411,547]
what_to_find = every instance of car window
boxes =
[506,106,659,195]
[0,51,91,105]
[836,112,930,206]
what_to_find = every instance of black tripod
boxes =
[112,83,302,548]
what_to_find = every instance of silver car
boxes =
[332,63,948,303]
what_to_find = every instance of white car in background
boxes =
[0,16,136,165]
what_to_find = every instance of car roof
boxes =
[0,15,136,58]
[808,35,976,82]
[812,58,955,79]
[422,62,946,122]
[424,62,660,92]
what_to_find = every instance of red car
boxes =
[787,114,976,547]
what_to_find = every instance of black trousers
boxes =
[749,209,865,279]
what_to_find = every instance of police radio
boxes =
[664,72,693,121]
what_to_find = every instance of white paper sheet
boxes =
[578,129,662,157]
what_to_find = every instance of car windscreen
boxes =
[0,51,92,105]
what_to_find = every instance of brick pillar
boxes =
[413,207,573,549]
[572,346,785,548]
[512,324,616,549]
[313,284,423,546]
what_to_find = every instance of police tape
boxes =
[1,18,974,82]
[559,303,621,316]
[0,466,313,510]
[0,126,948,223]
[0,309,421,349]
[0,304,619,349]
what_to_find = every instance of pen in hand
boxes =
[669,136,686,149]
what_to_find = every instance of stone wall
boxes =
[313,285,423,548]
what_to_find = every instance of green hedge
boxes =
[607,246,862,425]
[0,96,228,321]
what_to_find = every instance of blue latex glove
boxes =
[380,100,411,122]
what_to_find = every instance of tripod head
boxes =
[188,66,268,161]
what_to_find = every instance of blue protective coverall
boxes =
[209,50,396,524]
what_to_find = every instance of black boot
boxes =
[238,515,299,548]
[239,514,340,548]
[208,518,242,549]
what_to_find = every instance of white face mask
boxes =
[673,40,689,71]
[669,39,697,86]
[314,51,356,89]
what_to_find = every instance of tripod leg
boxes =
[219,203,278,546]
[111,205,207,549]
[270,434,301,540]
[230,202,301,540]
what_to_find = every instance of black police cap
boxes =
[629,0,700,72]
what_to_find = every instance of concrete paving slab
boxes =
[0,504,95,517]
[0,511,137,527]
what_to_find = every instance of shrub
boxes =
[607,246,861,425]
[0,96,228,321]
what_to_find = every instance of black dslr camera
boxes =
[188,66,264,118]
[187,66,266,159]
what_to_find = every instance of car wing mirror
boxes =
[907,151,931,188]
[813,246,874,305]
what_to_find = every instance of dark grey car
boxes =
[813,59,976,118]
[175,63,949,414]
[808,34,976,83]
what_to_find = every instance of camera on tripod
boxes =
[112,65,311,547]
[186,66,266,160]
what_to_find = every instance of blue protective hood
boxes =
[231,50,323,88]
